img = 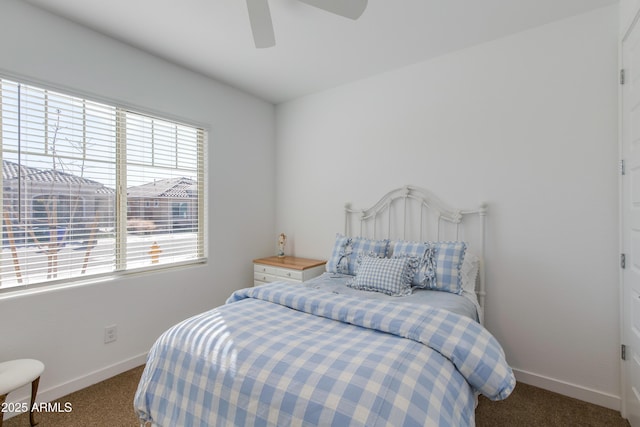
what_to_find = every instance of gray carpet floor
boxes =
[3,365,631,426]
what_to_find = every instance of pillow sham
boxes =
[325,234,352,274]
[325,234,389,275]
[427,241,467,295]
[391,240,434,288]
[347,254,418,296]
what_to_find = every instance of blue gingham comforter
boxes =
[134,283,515,426]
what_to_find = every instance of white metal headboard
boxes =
[344,185,487,309]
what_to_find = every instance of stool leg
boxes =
[29,377,40,426]
[0,393,6,427]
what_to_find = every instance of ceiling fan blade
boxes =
[246,0,276,48]
[297,0,368,20]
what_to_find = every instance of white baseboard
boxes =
[513,368,621,411]
[3,353,147,420]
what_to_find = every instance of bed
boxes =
[134,185,515,426]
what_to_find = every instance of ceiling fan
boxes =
[246,0,368,48]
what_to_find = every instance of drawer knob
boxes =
[286,272,291,277]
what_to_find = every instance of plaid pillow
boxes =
[348,236,389,275]
[347,255,418,296]
[391,241,435,288]
[325,234,352,274]
[326,234,389,275]
[428,241,467,294]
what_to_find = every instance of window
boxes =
[32,195,83,225]
[0,78,205,291]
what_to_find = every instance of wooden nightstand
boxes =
[253,256,326,286]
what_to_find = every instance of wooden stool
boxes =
[0,359,45,427]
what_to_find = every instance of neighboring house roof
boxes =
[2,160,196,199]
[2,160,114,194]
[2,159,41,180]
[127,177,197,199]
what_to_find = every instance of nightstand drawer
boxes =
[254,264,278,275]
[254,272,278,283]
[275,268,303,281]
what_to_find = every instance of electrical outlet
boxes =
[104,325,117,344]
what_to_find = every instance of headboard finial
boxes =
[479,202,488,216]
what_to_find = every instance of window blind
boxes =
[0,78,205,292]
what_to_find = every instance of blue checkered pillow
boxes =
[391,241,435,288]
[347,255,419,296]
[326,234,389,275]
[325,234,352,274]
[349,237,389,274]
[427,241,467,294]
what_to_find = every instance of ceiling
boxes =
[24,0,618,104]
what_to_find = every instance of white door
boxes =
[622,13,640,427]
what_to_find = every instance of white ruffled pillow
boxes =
[460,251,479,293]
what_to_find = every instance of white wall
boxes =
[0,0,276,408]
[620,0,639,36]
[276,6,621,409]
